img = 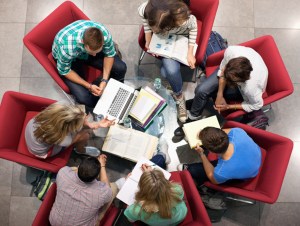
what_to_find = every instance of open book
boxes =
[102,124,158,162]
[183,115,221,149]
[148,33,198,66]
[116,157,171,205]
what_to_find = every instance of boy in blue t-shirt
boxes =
[179,127,261,185]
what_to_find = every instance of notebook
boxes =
[116,157,171,205]
[93,78,139,123]
[183,115,221,149]
[102,124,158,162]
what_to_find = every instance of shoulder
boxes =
[138,1,148,17]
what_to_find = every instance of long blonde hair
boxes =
[33,103,85,145]
[135,169,182,219]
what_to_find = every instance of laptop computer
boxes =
[93,79,138,123]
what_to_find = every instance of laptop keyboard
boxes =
[108,88,130,117]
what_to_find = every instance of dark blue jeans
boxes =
[62,52,127,109]
[190,68,243,117]
[187,160,218,185]
[150,153,166,169]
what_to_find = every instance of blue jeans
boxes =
[150,153,166,169]
[190,68,243,117]
[62,52,127,109]
[160,58,182,95]
[187,160,218,185]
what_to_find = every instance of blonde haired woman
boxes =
[124,167,187,225]
[25,103,114,159]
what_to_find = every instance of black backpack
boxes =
[200,31,228,70]
[241,110,269,130]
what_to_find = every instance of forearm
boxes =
[227,103,242,110]
[188,45,194,56]
[217,77,226,97]
[99,166,110,185]
[200,153,218,184]
[145,32,152,46]
[65,70,90,89]
[103,57,114,80]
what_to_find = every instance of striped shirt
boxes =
[52,20,116,75]
[49,166,112,226]
[138,1,197,45]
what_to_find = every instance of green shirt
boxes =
[124,184,187,226]
[52,20,116,75]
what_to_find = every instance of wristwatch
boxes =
[101,78,108,83]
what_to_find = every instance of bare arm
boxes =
[98,154,110,185]
[195,145,218,184]
[187,45,196,69]
[145,32,152,50]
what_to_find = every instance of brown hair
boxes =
[34,103,85,145]
[135,169,182,219]
[224,57,253,86]
[83,27,103,50]
[199,127,229,154]
[145,0,190,34]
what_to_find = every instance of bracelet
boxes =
[101,165,106,168]
[101,78,108,83]
[234,104,237,110]
[88,83,92,92]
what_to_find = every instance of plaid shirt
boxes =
[49,166,112,226]
[52,20,116,75]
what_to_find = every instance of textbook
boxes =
[116,157,171,205]
[102,124,158,162]
[148,33,198,66]
[129,86,167,129]
[183,115,221,149]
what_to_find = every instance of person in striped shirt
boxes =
[138,0,197,123]
[52,20,127,111]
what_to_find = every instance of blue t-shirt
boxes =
[213,128,261,184]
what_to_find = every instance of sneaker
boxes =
[157,139,171,164]
[174,94,187,123]
[177,163,189,171]
[74,146,101,157]
[174,126,184,137]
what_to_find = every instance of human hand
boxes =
[187,54,196,69]
[195,144,205,156]
[141,163,153,172]
[90,84,102,96]
[98,82,107,96]
[98,154,107,167]
[97,117,115,128]
[125,172,132,180]
[214,95,227,113]
[214,104,229,112]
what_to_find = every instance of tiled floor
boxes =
[0,0,299,225]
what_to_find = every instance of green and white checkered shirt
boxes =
[52,20,116,75]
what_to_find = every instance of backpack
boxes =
[200,31,228,70]
[241,109,269,130]
[31,171,56,201]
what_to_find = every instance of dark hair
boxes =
[78,157,100,182]
[83,27,103,51]
[199,127,229,154]
[145,0,190,34]
[224,57,253,86]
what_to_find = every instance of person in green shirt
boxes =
[124,166,187,226]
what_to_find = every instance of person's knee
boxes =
[194,84,208,99]
[113,60,127,78]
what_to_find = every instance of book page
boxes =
[183,115,221,149]
[123,132,151,162]
[116,157,171,205]
[148,34,176,58]
[116,178,138,206]
[171,36,198,66]
[102,126,130,157]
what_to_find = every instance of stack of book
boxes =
[128,86,167,129]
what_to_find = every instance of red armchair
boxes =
[205,35,294,120]
[0,91,73,173]
[23,1,100,94]
[138,0,219,65]
[205,121,293,204]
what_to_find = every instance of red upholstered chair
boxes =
[23,1,100,95]
[32,182,120,226]
[205,35,294,120]
[138,0,219,65]
[0,91,73,173]
[134,170,211,226]
[205,121,293,204]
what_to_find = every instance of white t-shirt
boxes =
[217,46,268,112]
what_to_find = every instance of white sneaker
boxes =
[174,94,187,123]
[157,139,171,164]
